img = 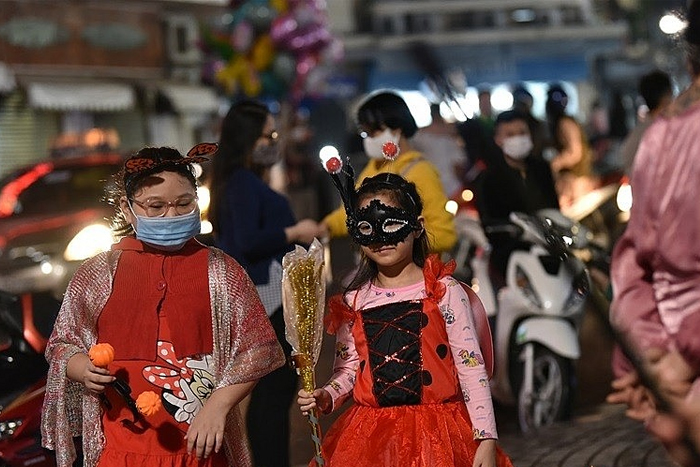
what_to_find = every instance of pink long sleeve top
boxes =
[610,91,700,378]
[322,273,498,439]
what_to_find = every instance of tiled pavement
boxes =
[497,404,676,467]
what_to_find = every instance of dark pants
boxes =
[246,307,298,467]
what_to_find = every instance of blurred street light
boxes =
[659,12,687,35]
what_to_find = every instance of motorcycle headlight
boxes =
[515,265,542,309]
[0,419,22,441]
[64,224,115,262]
[563,270,589,316]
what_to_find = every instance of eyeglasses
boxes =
[130,195,198,218]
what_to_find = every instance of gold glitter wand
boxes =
[282,239,326,465]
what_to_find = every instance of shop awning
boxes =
[158,83,220,114]
[27,82,136,111]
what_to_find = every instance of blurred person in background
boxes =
[619,70,674,176]
[512,84,547,161]
[477,86,496,137]
[545,83,595,207]
[42,145,285,467]
[208,99,324,467]
[321,90,457,255]
[606,1,700,464]
[411,102,468,198]
[475,110,559,287]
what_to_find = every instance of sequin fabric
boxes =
[42,246,285,467]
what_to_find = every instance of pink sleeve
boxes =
[443,279,498,439]
[609,128,670,377]
[322,319,358,412]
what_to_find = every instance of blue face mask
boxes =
[131,207,201,251]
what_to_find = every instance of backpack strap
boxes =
[459,281,495,379]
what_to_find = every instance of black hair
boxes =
[639,70,673,111]
[512,84,533,108]
[344,173,429,294]
[356,91,418,138]
[108,146,197,237]
[546,83,570,148]
[209,99,269,233]
[495,109,529,129]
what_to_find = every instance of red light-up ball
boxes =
[325,156,342,174]
[382,141,399,160]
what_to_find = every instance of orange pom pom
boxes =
[136,391,162,417]
[88,343,115,368]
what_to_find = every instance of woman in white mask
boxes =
[321,90,457,255]
[475,109,560,283]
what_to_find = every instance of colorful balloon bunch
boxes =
[201,0,343,102]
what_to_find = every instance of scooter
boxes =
[453,209,590,432]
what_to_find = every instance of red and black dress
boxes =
[317,256,513,467]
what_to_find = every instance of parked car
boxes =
[0,154,124,299]
[0,289,61,467]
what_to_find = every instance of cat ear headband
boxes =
[124,143,218,175]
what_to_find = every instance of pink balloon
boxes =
[287,24,331,54]
[295,53,318,79]
[270,14,299,45]
[231,21,254,53]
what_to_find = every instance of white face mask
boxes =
[502,135,533,160]
[363,128,399,160]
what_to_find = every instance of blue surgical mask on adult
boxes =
[131,207,201,251]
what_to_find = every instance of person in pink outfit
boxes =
[607,2,700,464]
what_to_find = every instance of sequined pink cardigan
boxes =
[41,247,285,467]
[610,85,700,386]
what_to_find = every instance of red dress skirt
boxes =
[313,298,513,467]
[97,315,227,467]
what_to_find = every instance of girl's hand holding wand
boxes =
[297,388,332,415]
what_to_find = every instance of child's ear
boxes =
[120,196,135,226]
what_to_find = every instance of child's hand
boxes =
[473,438,496,467]
[81,359,115,394]
[67,353,115,394]
[297,388,331,414]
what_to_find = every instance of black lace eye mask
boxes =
[349,199,421,246]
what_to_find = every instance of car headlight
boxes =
[64,224,115,262]
[197,186,210,215]
[0,419,22,441]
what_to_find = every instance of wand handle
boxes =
[293,355,325,465]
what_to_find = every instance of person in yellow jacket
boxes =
[322,91,457,254]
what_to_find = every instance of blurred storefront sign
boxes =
[0,2,163,76]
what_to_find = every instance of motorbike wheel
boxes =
[516,343,573,432]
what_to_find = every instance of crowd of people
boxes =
[36,0,700,465]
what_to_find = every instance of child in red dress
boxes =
[298,170,513,466]
[42,145,285,467]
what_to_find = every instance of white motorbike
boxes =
[453,209,590,432]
